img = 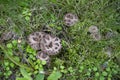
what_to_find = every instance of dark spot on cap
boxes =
[49,42,53,48]
[55,47,58,49]
[33,37,38,41]
[42,53,48,58]
[55,43,59,46]
[35,32,39,36]
[66,14,73,19]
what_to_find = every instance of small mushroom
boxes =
[64,13,78,26]
[41,34,62,55]
[88,26,98,34]
[27,31,46,50]
[90,32,101,41]
[88,25,101,41]
[36,51,50,63]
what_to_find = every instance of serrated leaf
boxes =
[35,73,44,80]
[47,71,62,80]
[20,68,32,80]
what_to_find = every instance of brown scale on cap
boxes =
[64,13,78,26]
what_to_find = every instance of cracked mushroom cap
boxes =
[88,26,99,33]
[64,13,78,26]
[27,31,46,50]
[36,51,50,62]
[41,34,62,55]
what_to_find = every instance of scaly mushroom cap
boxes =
[88,26,99,33]
[90,32,101,41]
[41,34,62,55]
[36,51,50,62]
[64,13,78,26]
[27,32,46,50]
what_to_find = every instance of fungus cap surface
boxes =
[89,26,99,33]
[36,51,50,62]
[41,34,62,55]
[27,31,46,50]
[64,13,78,26]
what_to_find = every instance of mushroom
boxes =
[88,26,101,41]
[28,31,62,55]
[41,34,62,55]
[88,25,98,34]
[64,13,78,26]
[27,31,46,50]
[90,32,101,41]
[36,51,50,63]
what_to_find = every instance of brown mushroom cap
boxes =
[41,34,62,55]
[88,26,99,33]
[27,32,46,50]
[90,32,101,41]
[36,51,50,62]
[64,13,78,26]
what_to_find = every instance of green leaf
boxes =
[106,67,110,72]
[93,67,97,71]
[12,40,18,46]
[47,71,62,80]
[56,27,62,31]
[95,72,99,77]
[80,66,84,70]
[20,68,32,80]
[10,63,14,68]
[86,72,90,76]
[35,65,39,69]
[7,49,13,55]
[100,76,105,80]
[42,60,47,65]
[7,43,13,48]
[102,71,108,76]
[60,66,65,69]
[35,73,44,80]
[16,77,28,80]
[4,61,9,66]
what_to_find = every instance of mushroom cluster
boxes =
[27,31,62,62]
[64,13,78,26]
[88,26,101,41]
